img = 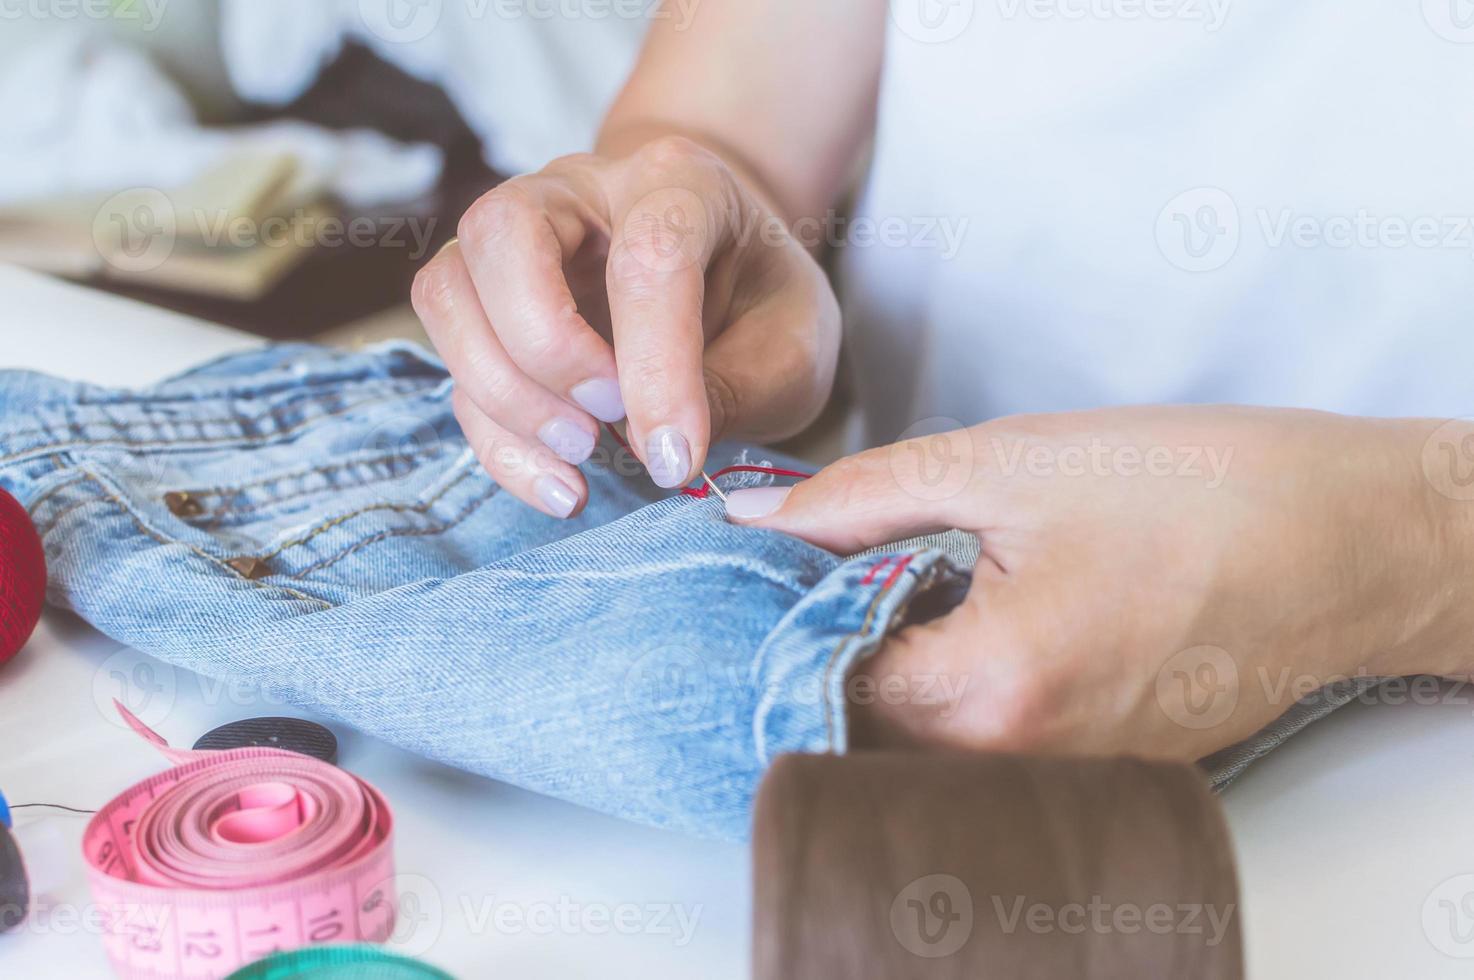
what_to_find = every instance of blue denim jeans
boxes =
[0,343,971,840]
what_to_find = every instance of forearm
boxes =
[597,0,886,226]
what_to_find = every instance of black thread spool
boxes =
[0,821,29,933]
[752,752,1243,980]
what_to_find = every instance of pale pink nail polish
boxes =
[570,378,626,423]
[724,487,792,521]
[534,475,579,518]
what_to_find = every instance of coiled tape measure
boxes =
[83,703,396,979]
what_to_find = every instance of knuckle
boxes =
[459,182,538,249]
[639,135,718,175]
[410,260,457,320]
[703,368,740,436]
[508,301,588,367]
[466,361,519,411]
[624,348,673,401]
[818,456,879,513]
[606,236,675,291]
[982,675,1055,751]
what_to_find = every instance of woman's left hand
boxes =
[726,406,1474,758]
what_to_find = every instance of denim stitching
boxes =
[286,485,500,579]
[179,448,445,502]
[37,493,101,536]
[0,388,437,462]
[6,383,421,441]
[45,471,333,608]
[818,557,926,750]
[185,452,450,526]
[70,377,434,407]
[23,473,89,515]
[257,467,480,561]
[69,357,441,406]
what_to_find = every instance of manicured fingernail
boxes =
[538,418,595,465]
[645,426,691,489]
[570,378,626,423]
[725,487,792,521]
[534,474,579,518]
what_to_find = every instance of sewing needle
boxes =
[701,471,728,502]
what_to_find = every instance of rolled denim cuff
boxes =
[751,547,971,766]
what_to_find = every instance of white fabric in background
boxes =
[841,1,1474,446]
[0,34,443,209]
[219,0,647,177]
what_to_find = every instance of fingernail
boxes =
[645,426,691,489]
[538,418,595,465]
[533,474,579,518]
[570,378,626,423]
[725,487,792,521]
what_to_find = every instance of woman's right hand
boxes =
[412,136,842,519]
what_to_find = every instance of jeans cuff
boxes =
[750,547,971,766]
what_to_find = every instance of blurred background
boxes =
[0,0,649,346]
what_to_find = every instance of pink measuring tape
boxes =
[82,703,396,979]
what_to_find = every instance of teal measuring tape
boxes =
[225,945,454,979]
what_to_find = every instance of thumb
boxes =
[724,432,980,554]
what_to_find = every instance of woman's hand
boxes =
[412,137,840,518]
[727,407,1474,759]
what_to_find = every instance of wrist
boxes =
[1376,418,1474,678]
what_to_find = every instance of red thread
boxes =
[603,421,633,452]
[880,554,915,590]
[861,557,891,586]
[602,423,811,499]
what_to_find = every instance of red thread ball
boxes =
[0,486,45,667]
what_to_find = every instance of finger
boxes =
[413,242,600,466]
[699,260,840,443]
[453,388,588,519]
[605,138,737,487]
[724,431,980,554]
[456,177,626,424]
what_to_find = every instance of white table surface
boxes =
[0,264,1471,978]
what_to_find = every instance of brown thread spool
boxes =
[752,752,1243,980]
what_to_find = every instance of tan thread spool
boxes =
[752,752,1243,980]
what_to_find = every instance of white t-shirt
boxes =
[840,0,1474,448]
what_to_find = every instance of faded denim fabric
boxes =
[0,343,970,840]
